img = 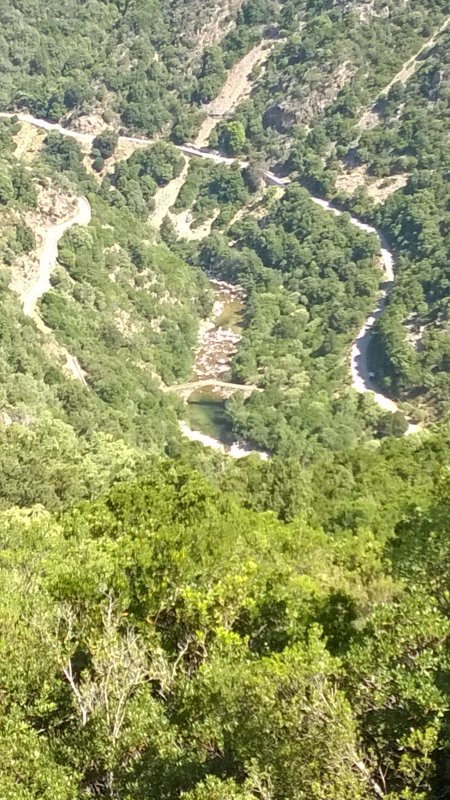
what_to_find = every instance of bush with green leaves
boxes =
[0,457,448,799]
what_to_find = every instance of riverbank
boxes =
[180,421,269,460]
[179,279,269,458]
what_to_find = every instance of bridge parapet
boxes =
[165,379,259,402]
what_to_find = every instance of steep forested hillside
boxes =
[224,0,448,164]
[355,22,450,175]
[0,0,268,138]
[205,0,450,421]
[345,26,450,412]
[0,116,210,498]
[372,171,450,412]
[1,0,450,798]
[195,184,384,455]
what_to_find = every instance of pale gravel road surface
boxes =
[23,196,91,317]
[22,195,92,386]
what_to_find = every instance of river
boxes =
[181,279,270,459]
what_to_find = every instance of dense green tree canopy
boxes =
[0,3,450,798]
[0,456,449,799]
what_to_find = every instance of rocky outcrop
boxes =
[170,0,245,53]
[263,103,296,133]
[283,61,355,125]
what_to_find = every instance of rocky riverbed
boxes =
[181,279,269,459]
[193,279,245,382]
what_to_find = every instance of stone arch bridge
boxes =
[164,379,260,402]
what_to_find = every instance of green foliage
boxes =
[369,170,450,413]
[37,192,210,445]
[106,142,185,218]
[1,9,450,798]
[196,184,383,456]
[0,125,209,463]
[243,161,265,192]
[218,120,247,155]
[0,0,278,141]
[174,159,249,225]
[355,28,450,175]
[0,125,37,211]
[0,0,239,137]
[377,411,408,438]
[240,0,278,25]
[0,169,14,204]
[223,0,448,189]
[181,776,255,800]
[44,132,84,174]
[195,46,227,103]
[0,710,79,799]
[92,154,105,172]
[14,221,36,253]
[92,130,118,160]
[0,459,448,798]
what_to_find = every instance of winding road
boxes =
[23,196,91,318]
[1,111,416,426]
[22,195,92,385]
[310,199,397,409]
